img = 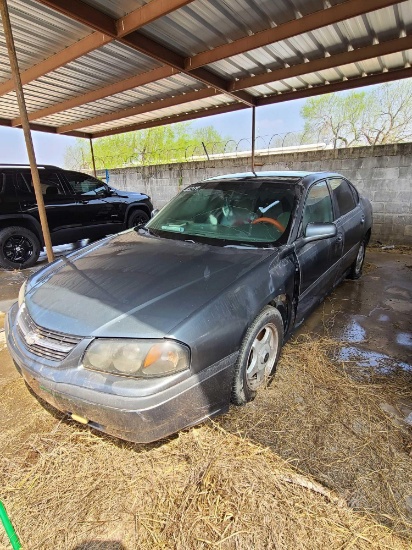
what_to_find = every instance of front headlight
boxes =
[18,280,27,307]
[82,339,190,378]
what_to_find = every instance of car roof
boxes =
[204,170,348,187]
[204,171,313,181]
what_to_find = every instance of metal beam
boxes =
[11,66,175,126]
[92,103,248,138]
[185,0,403,70]
[251,106,256,175]
[90,138,97,177]
[57,88,223,134]
[256,67,412,107]
[0,118,92,138]
[232,35,412,91]
[0,0,54,262]
[34,0,117,35]
[0,32,112,97]
[116,0,194,37]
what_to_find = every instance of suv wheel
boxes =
[0,226,41,270]
[127,209,149,228]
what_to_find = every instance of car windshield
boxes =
[147,179,298,247]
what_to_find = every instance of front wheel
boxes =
[347,239,366,280]
[127,209,149,228]
[231,306,284,405]
[0,226,41,270]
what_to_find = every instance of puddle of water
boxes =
[342,320,366,343]
[338,346,412,376]
[377,314,390,322]
[397,333,412,348]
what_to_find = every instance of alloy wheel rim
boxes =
[246,323,278,391]
[4,235,33,264]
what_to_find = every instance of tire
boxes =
[0,226,41,270]
[347,239,366,280]
[231,306,284,405]
[127,209,150,228]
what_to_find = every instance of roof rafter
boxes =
[11,66,176,126]
[0,117,91,138]
[185,0,403,70]
[256,66,412,107]
[57,88,224,134]
[34,0,255,107]
[232,35,412,91]
[92,103,248,139]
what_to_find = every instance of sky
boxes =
[0,98,307,167]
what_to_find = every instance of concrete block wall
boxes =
[99,142,412,245]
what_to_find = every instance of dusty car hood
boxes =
[26,231,275,338]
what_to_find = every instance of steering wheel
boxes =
[252,217,286,232]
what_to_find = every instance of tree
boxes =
[301,80,412,148]
[64,122,231,170]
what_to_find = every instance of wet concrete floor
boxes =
[0,248,411,384]
[301,249,412,379]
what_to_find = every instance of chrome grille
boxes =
[17,305,81,361]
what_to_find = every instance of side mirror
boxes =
[304,222,337,242]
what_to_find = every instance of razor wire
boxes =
[77,131,333,171]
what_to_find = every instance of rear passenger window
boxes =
[17,171,65,196]
[3,173,16,194]
[302,181,333,232]
[15,173,33,195]
[329,178,356,218]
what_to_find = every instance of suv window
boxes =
[302,180,333,232]
[65,171,107,196]
[17,171,66,196]
[0,173,16,195]
[329,178,356,218]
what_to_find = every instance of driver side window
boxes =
[65,171,107,196]
[302,181,333,232]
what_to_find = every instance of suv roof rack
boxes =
[0,164,61,169]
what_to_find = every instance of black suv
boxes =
[0,165,153,269]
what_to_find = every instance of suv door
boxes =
[63,171,123,240]
[15,170,78,245]
[328,177,364,273]
[295,180,343,325]
[0,171,21,215]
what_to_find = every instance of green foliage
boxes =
[64,123,230,170]
[301,80,412,147]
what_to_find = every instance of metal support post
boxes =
[89,137,97,177]
[251,106,256,175]
[0,0,54,262]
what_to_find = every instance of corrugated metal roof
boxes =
[0,0,411,138]
[0,0,91,82]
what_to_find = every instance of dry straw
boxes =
[1,333,411,549]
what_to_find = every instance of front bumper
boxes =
[5,303,236,443]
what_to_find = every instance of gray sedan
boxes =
[6,171,372,443]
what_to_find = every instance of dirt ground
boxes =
[0,248,411,549]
